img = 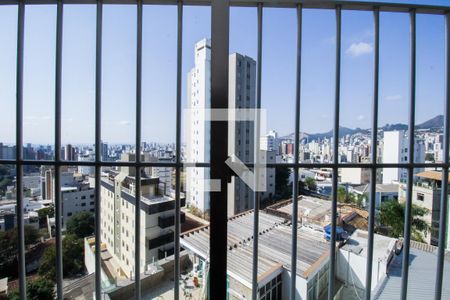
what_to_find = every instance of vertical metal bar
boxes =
[401,9,416,300]
[134,164,141,295]
[94,1,103,299]
[16,1,26,299]
[54,0,64,298]
[210,0,229,298]
[251,3,262,300]
[174,1,183,299]
[328,5,341,300]
[290,4,302,300]
[134,0,142,299]
[364,7,379,300]
[434,11,450,300]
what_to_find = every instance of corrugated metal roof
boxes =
[373,247,450,299]
[180,211,330,284]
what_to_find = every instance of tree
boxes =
[356,193,368,208]
[425,153,435,162]
[37,205,54,227]
[24,225,40,245]
[8,277,55,300]
[378,201,430,242]
[346,192,356,204]
[38,246,56,280]
[336,186,357,204]
[66,211,95,238]
[275,166,291,199]
[337,186,347,203]
[39,234,84,279]
[27,277,55,300]
[0,165,13,196]
[304,177,317,191]
[62,234,84,276]
[0,225,40,250]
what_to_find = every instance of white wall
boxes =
[341,168,370,185]
[337,249,388,291]
[62,188,95,227]
[281,270,308,300]
[382,131,404,184]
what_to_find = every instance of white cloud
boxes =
[357,115,365,121]
[385,95,402,101]
[346,42,373,57]
[119,120,131,126]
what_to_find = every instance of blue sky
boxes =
[0,1,448,145]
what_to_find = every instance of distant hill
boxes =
[307,127,370,140]
[416,115,444,129]
[381,123,408,132]
[280,115,443,141]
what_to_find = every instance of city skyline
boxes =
[0,2,448,145]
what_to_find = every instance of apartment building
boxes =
[186,39,275,217]
[100,153,185,278]
[61,185,95,227]
[186,39,211,214]
[382,130,425,184]
[260,130,278,152]
[399,170,450,247]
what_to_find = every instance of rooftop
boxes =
[373,242,450,300]
[180,210,329,285]
[415,170,450,183]
[270,196,332,223]
[352,183,399,194]
[341,230,396,263]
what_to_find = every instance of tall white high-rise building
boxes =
[186,39,274,216]
[186,39,211,213]
[382,130,425,184]
[260,130,278,152]
[227,53,257,216]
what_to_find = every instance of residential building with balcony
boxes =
[398,170,450,247]
[99,153,185,279]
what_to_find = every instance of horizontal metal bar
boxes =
[1,159,449,169]
[0,0,449,15]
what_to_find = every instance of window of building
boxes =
[417,193,425,201]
